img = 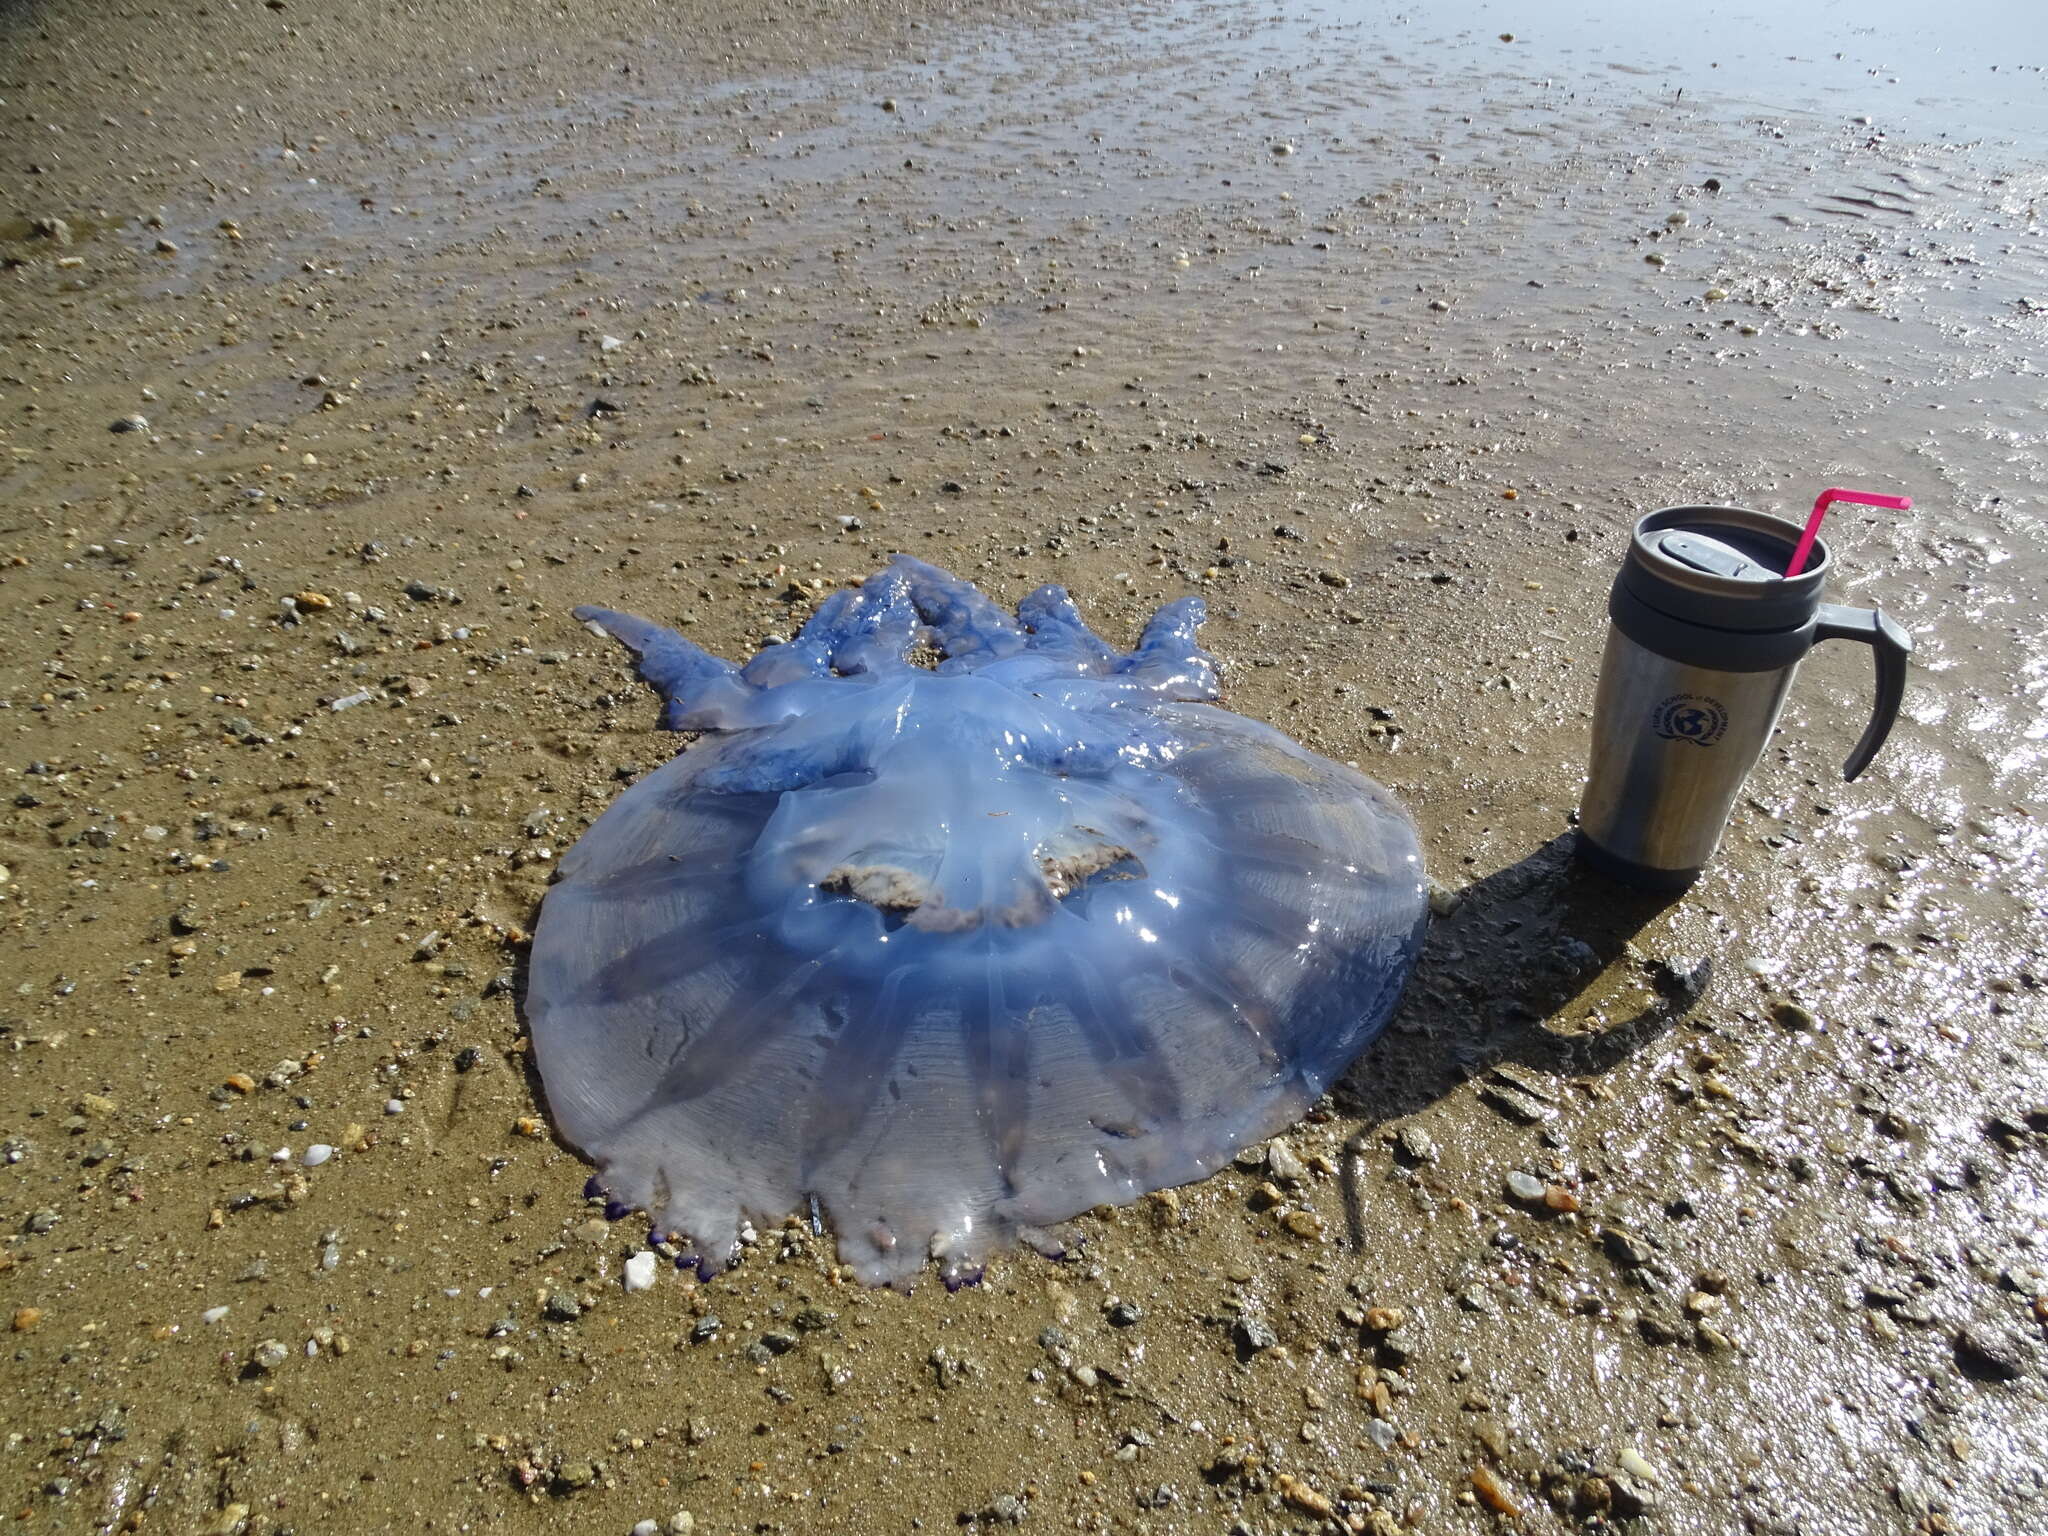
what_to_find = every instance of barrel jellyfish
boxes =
[527,556,1427,1288]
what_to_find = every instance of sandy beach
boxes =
[2,0,2045,1530]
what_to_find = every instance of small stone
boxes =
[1953,1324,2033,1382]
[110,414,150,434]
[1265,1141,1308,1184]
[1426,880,1463,917]
[555,1460,598,1491]
[690,1315,722,1343]
[666,1516,695,1536]
[1505,1171,1546,1203]
[1233,1316,1278,1354]
[11,1307,42,1332]
[1471,1464,1524,1517]
[1393,1126,1439,1164]
[1607,1471,1658,1518]
[25,1208,58,1234]
[154,237,178,254]
[1281,1209,1324,1239]
[543,1291,584,1323]
[634,1522,661,1536]
[1479,1082,1554,1124]
[1604,1227,1655,1268]
[1106,1300,1143,1328]
[248,1338,290,1373]
[1615,1447,1660,1485]
[1770,998,1818,1031]
[384,1098,406,1116]
[623,1252,658,1293]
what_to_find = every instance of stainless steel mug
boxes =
[1575,505,1910,891]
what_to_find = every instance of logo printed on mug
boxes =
[1650,692,1728,746]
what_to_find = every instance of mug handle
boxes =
[1813,604,1912,781]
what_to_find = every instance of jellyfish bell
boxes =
[527,555,1427,1288]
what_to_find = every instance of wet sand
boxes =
[2,0,2046,1531]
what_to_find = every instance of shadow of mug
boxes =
[1334,833,1703,1237]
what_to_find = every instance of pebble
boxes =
[248,1338,290,1373]
[1265,1140,1308,1184]
[1615,1447,1661,1484]
[1770,997,1818,1031]
[1393,1125,1439,1164]
[1233,1316,1278,1353]
[1479,1082,1554,1124]
[1504,1171,1546,1203]
[633,1522,660,1536]
[384,1098,406,1115]
[202,1306,230,1325]
[302,1144,334,1167]
[1953,1324,2033,1382]
[543,1291,584,1323]
[1281,1209,1323,1239]
[666,1517,695,1536]
[1471,1463,1523,1516]
[623,1251,658,1292]
[109,414,150,433]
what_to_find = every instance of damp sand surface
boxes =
[2,0,2046,1531]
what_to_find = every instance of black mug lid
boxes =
[1623,506,1827,633]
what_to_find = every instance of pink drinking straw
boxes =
[1784,486,1913,578]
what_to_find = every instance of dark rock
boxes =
[542,1291,583,1323]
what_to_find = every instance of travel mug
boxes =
[1575,505,1910,891]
